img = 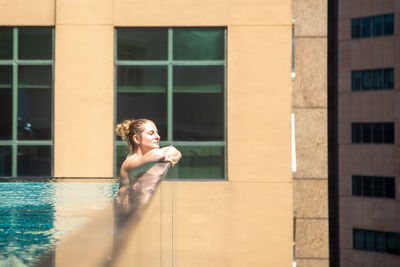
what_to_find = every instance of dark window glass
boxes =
[372,69,383,90]
[364,176,373,196]
[18,66,52,140]
[362,17,371,38]
[352,18,362,38]
[173,93,224,141]
[372,16,384,36]
[117,28,168,60]
[386,232,400,254]
[0,28,13,60]
[18,27,52,60]
[383,123,394,143]
[362,70,371,90]
[365,230,375,251]
[385,177,395,198]
[173,66,224,93]
[384,14,394,35]
[376,231,386,252]
[17,146,51,176]
[116,66,168,140]
[362,123,372,143]
[117,66,167,92]
[0,146,12,176]
[384,68,394,89]
[351,71,361,91]
[352,123,362,143]
[354,229,365,249]
[0,66,12,140]
[352,175,362,196]
[116,93,167,140]
[173,28,225,60]
[373,123,384,143]
[165,146,224,179]
[373,177,384,197]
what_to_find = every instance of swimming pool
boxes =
[0,180,119,267]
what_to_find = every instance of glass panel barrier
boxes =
[34,163,173,267]
[165,145,225,179]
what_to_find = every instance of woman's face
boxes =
[137,121,160,153]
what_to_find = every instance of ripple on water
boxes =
[0,182,118,266]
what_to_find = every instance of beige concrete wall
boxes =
[292,0,329,266]
[53,25,114,177]
[53,0,114,177]
[1,0,294,265]
[0,0,54,25]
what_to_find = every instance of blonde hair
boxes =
[115,119,152,153]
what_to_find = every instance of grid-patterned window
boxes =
[354,228,400,254]
[115,27,226,179]
[351,68,394,91]
[352,175,395,198]
[352,14,394,39]
[352,122,394,144]
[0,27,54,177]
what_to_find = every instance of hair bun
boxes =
[115,119,135,141]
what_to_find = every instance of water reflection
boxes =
[0,182,118,267]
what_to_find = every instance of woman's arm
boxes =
[124,146,181,180]
[124,149,166,178]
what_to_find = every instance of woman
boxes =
[115,119,181,212]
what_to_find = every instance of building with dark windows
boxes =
[333,0,400,265]
[0,0,334,265]
[0,0,302,266]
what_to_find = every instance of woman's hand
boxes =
[161,146,182,166]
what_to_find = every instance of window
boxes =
[352,175,395,199]
[351,68,394,91]
[354,228,400,254]
[115,27,226,179]
[0,27,54,177]
[352,14,394,39]
[351,122,394,144]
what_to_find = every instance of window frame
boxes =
[0,27,54,177]
[113,27,227,180]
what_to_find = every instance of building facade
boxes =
[0,0,299,266]
[336,0,400,266]
[292,0,329,266]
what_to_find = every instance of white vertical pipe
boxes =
[291,113,297,174]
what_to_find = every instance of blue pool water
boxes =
[0,181,119,267]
